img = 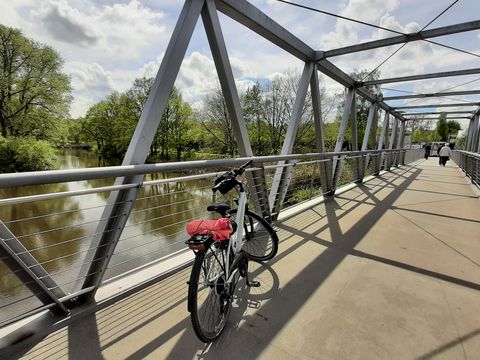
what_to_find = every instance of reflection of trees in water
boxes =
[0,183,84,296]
[128,176,213,241]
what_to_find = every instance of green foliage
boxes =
[0,25,72,139]
[435,113,448,141]
[0,137,55,172]
[446,120,461,135]
[412,129,440,143]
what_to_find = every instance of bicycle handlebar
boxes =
[212,160,253,194]
[234,159,253,175]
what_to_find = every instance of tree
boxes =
[446,120,461,139]
[201,86,236,156]
[338,69,382,149]
[0,25,71,138]
[435,113,448,141]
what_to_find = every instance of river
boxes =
[0,149,212,322]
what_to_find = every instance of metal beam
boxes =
[0,222,69,315]
[269,62,314,217]
[311,65,325,153]
[322,20,480,58]
[395,103,479,110]
[363,68,480,86]
[216,0,405,121]
[362,104,377,151]
[383,89,480,100]
[216,0,314,61]
[203,0,271,217]
[79,0,205,302]
[351,91,358,150]
[378,111,390,151]
[402,111,474,116]
[404,117,470,121]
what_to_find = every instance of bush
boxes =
[0,137,55,172]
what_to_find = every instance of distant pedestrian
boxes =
[424,143,431,159]
[439,143,452,167]
[437,143,444,165]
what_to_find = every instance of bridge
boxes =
[1,0,480,359]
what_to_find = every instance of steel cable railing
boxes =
[452,150,480,187]
[0,149,424,326]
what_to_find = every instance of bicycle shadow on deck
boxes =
[156,164,425,359]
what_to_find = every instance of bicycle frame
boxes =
[225,189,247,284]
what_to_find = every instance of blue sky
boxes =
[1,0,479,128]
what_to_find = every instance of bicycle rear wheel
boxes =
[188,243,233,342]
[230,209,278,261]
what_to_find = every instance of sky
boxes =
[1,0,479,130]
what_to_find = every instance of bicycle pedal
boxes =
[247,280,261,288]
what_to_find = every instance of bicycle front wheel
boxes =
[230,209,278,261]
[188,243,233,342]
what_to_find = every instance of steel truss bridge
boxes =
[1,1,480,358]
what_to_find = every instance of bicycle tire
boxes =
[188,244,233,342]
[229,209,278,261]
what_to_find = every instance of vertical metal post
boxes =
[472,115,480,153]
[387,117,399,169]
[202,0,270,217]
[79,0,205,303]
[371,107,378,150]
[311,65,325,153]
[359,103,377,180]
[398,121,406,165]
[331,88,355,191]
[465,118,473,151]
[310,65,331,194]
[269,62,314,218]
[375,111,390,174]
[351,92,358,151]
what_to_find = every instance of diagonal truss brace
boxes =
[0,221,68,314]
[269,62,314,218]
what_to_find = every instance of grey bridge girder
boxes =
[394,103,479,110]
[401,111,474,116]
[320,20,480,58]
[78,0,207,303]
[202,0,271,218]
[364,68,480,86]
[2,0,443,316]
[216,0,406,122]
[383,89,480,101]
[268,62,314,218]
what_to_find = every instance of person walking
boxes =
[424,143,431,159]
[438,143,452,167]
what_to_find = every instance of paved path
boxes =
[12,159,480,359]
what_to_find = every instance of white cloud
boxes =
[29,0,167,60]
[64,62,115,117]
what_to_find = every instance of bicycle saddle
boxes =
[207,203,231,213]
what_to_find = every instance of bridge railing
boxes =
[452,150,480,187]
[0,149,423,327]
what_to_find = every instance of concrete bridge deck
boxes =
[10,158,480,359]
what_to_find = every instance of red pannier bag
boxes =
[186,218,233,241]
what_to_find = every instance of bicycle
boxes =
[185,160,279,342]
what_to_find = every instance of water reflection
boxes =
[0,149,219,322]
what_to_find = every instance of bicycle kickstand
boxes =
[241,256,261,288]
